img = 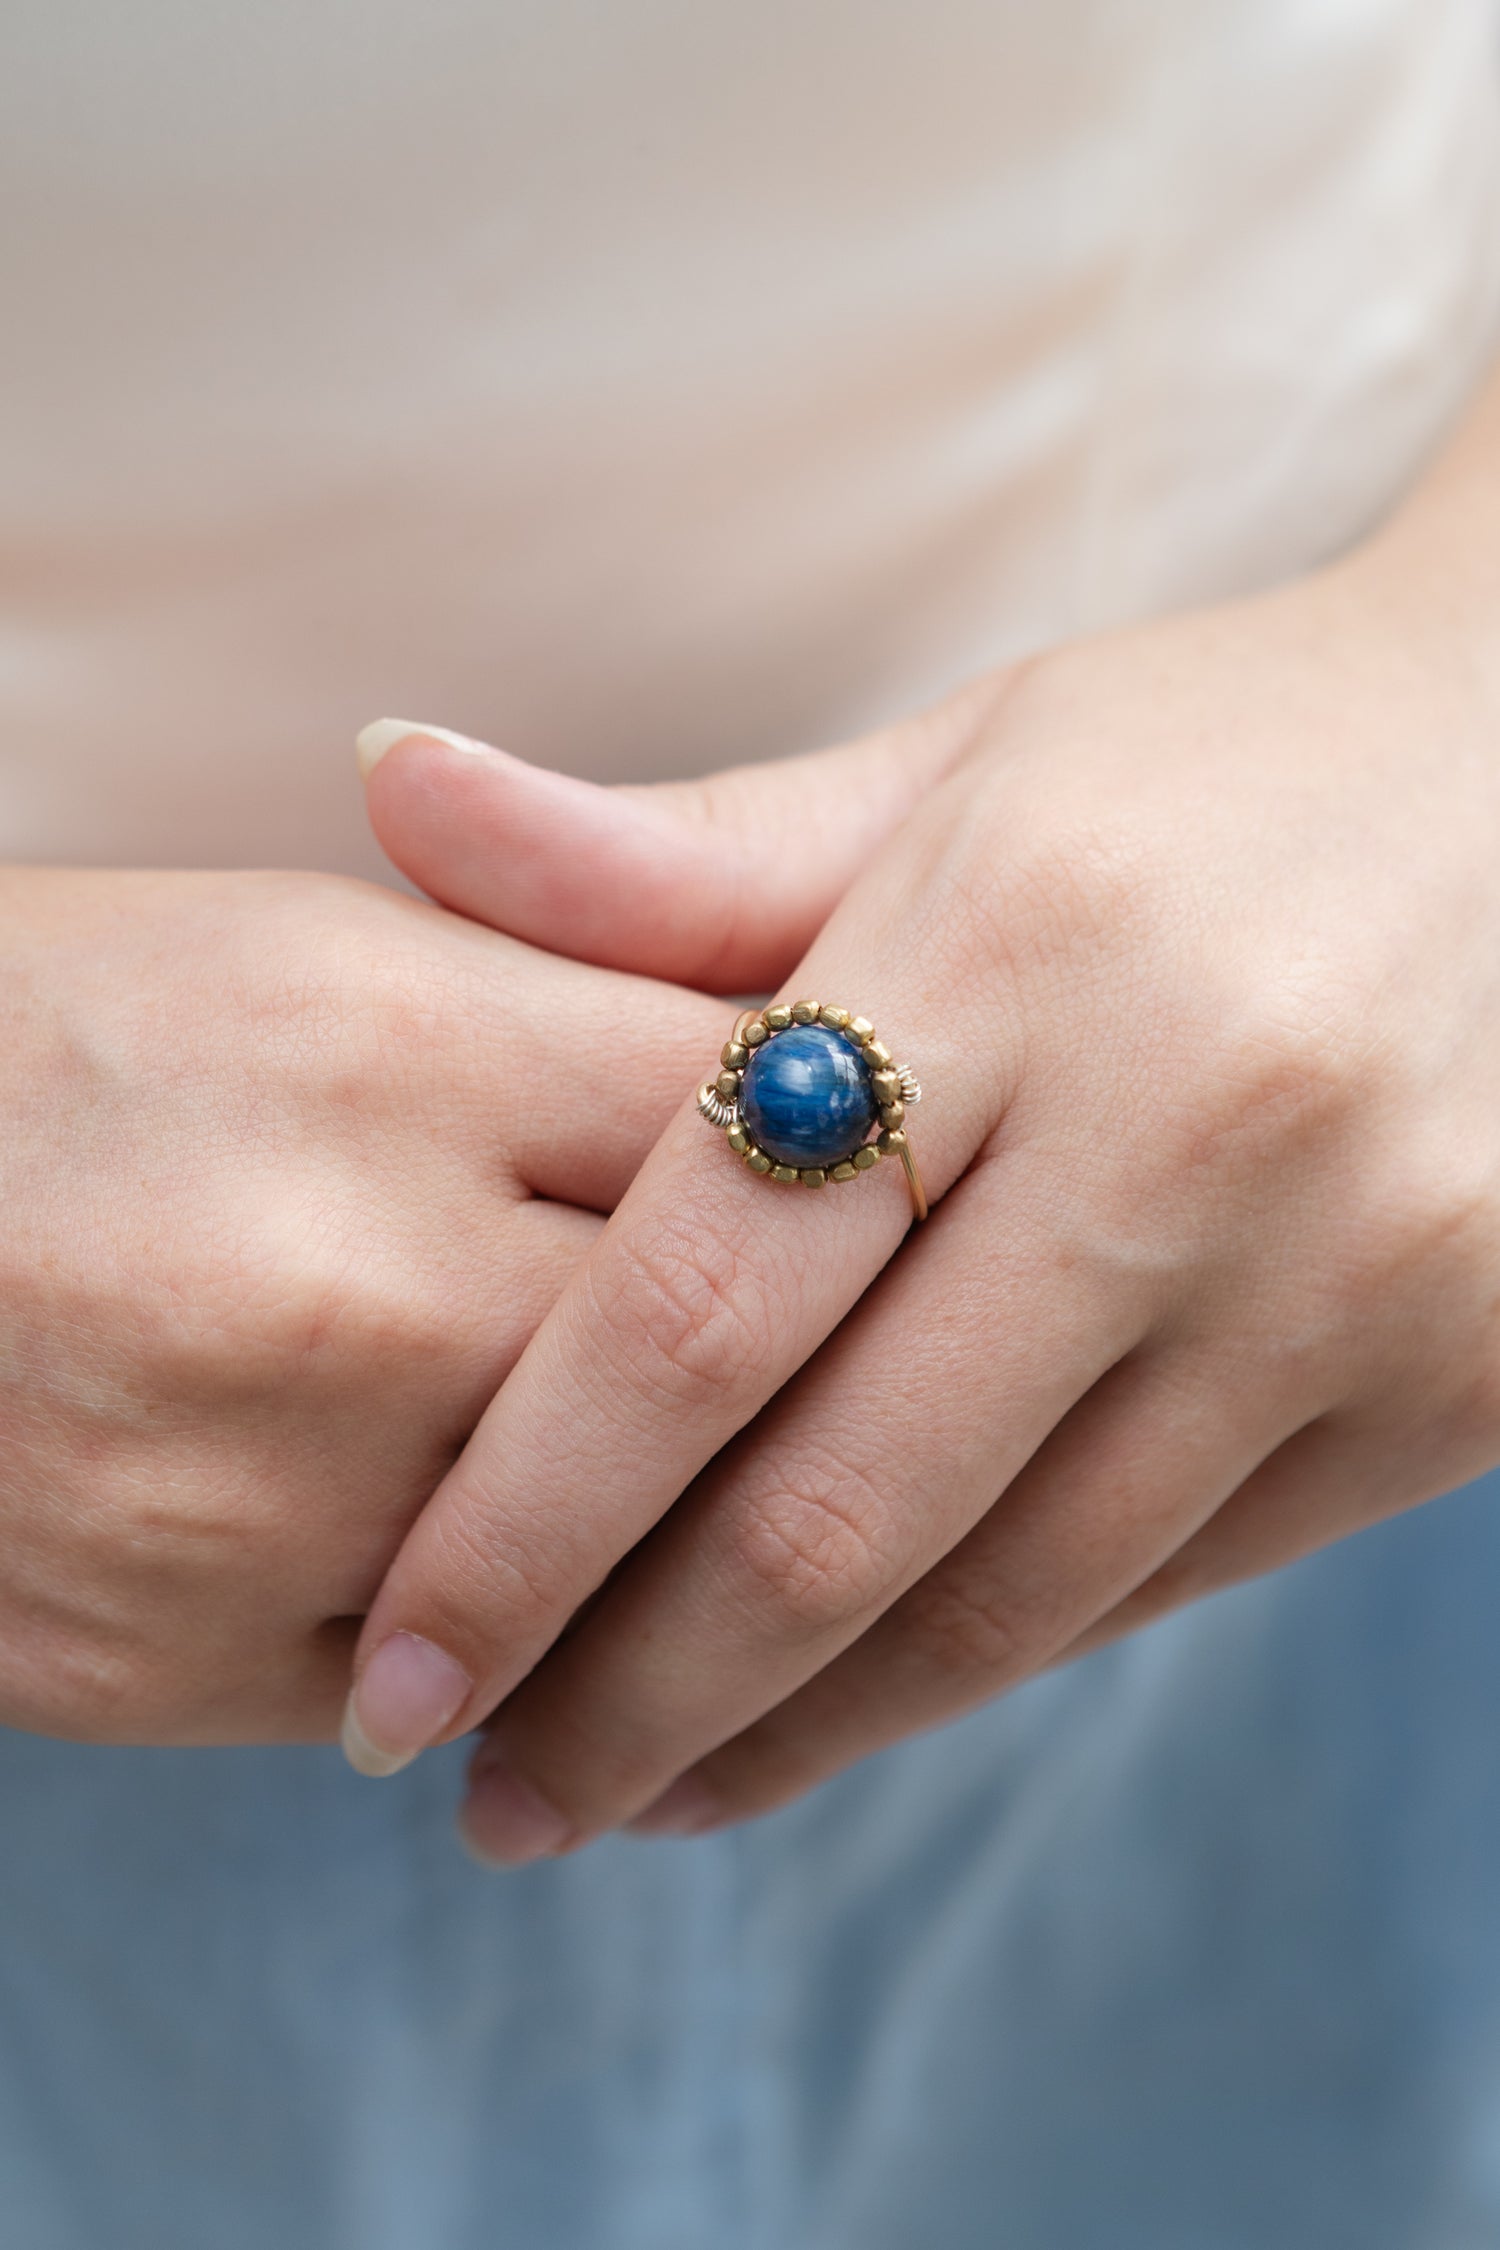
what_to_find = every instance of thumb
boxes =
[354,682,999,991]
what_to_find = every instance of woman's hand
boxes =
[348,528,1500,1859]
[0,867,723,1745]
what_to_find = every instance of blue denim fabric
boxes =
[5,1470,1500,2249]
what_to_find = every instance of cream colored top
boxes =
[3,0,1498,880]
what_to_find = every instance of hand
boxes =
[0,866,723,1745]
[348,529,1500,1861]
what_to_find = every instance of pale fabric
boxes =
[5,5,1500,2246]
[1,0,1498,877]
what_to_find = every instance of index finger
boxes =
[340,983,992,1781]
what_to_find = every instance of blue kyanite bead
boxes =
[740,1023,878,1170]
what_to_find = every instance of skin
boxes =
[0,867,725,1742]
[345,365,1500,1864]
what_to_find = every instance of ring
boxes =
[697,1001,928,1221]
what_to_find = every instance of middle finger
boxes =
[458,1144,1148,1852]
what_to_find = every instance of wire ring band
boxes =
[697,1001,928,1222]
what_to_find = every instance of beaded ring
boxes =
[697,1001,927,1221]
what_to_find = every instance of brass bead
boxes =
[879,1099,906,1130]
[879,1127,908,1153]
[799,1167,827,1189]
[830,1161,858,1182]
[870,1069,900,1104]
[791,999,820,1025]
[721,1041,748,1070]
[765,1004,793,1031]
[865,1039,893,1070]
[819,1005,849,1030]
[715,1069,741,1100]
[726,1123,750,1153]
[743,1018,769,1047]
[747,1151,772,1173]
[846,1017,874,1046]
[852,1145,880,1171]
[771,1164,798,1184]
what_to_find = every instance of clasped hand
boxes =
[341,547,1500,1865]
[0,868,722,1740]
[7,534,1499,1866]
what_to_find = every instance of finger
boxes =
[356,683,999,989]
[425,908,728,1211]
[1048,1395,1495,1663]
[342,896,1003,1786]
[456,1149,1145,1855]
[619,1348,1305,1833]
[310,1197,609,1618]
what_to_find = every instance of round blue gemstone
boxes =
[740,1023,877,1169]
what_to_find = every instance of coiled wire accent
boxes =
[696,1082,740,1130]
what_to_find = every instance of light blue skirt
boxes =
[5,1472,1500,2249]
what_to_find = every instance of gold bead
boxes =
[879,1127,908,1152]
[799,1167,827,1189]
[846,1017,874,1046]
[747,1151,772,1173]
[879,1099,906,1130]
[852,1145,880,1171]
[870,1069,900,1104]
[726,1123,750,1153]
[865,1040,893,1070]
[765,1004,793,1031]
[743,1018,769,1047]
[819,1005,849,1030]
[721,1041,748,1069]
[771,1164,798,1183]
[715,1069,741,1100]
[830,1161,858,1182]
[791,999,820,1025]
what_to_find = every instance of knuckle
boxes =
[411,1497,567,1663]
[105,1465,266,1585]
[1224,994,1366,1137]
[21,1646,148,1743]
[1344,1135,1500,1437]
[1374,1134,1500,1277]
[0,1567,166,1742]
[581,1215,777,1409]
[725,1451,902,1636]
[904,1563,1035,1690]
[236,874,491,1097]
[139,1206,465,1412]
[133,1250,327,1407]
[1152,978,1376,1200]
[913,786,1166,1028]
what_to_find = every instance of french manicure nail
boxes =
[458,1750,575,1869]
[354,717,496,780]
[625,1773,723,1838]
[340,1631,472,1778]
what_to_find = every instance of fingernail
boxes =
[355,717,496,781]
[340,1631,472,1778]
[625,1772,723,1838]
[458,1747,575,1868]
